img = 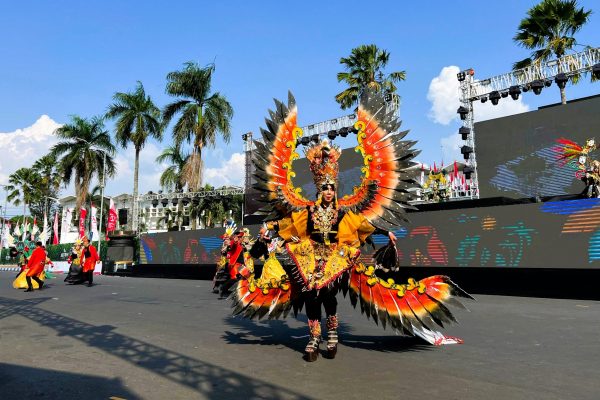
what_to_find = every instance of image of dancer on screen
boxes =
[230,88,473,362]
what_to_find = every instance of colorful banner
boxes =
[39,212,48,243]
[61,208,73,240]
[90,204,98,240]
[107,198,117,235]
[52,212,59,245]
[79,207,87,238]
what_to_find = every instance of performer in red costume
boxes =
[24,241,46,292]
[81,235,99,287]
[231,88,473,361]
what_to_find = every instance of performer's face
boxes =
[321,184,335,205]
[83,238,89,246]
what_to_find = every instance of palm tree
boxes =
[162,62,234,191]
[6,167,42,219]
[106,82,163,231]
[335,44,406,110]
[28,153,63,220]
[156,144,191,191]
[51,116,116,218]
[513,0,592,104]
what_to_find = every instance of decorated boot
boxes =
[325,314,339,359]
[304,319,321,362]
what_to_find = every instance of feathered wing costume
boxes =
[231,88,473,361]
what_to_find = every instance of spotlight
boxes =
[161,198,168,207]
[182,197,191,206]
[192,198,200,206]
[457,106,469,120]
[480,96,488,103]
[384,93,392,102]
[501,91,509,98]
[459,127,471,140]
[509,85,521,100]
[300,136,310,146]
[463,166,474,180]
[457,71,466,82]
[489,91,501,105]
[555,73,568,89]
[593,63,600,79]
[338,127,349,137]
[171,198,179,206]
[308,124,314,130]
[522,84,530,93]
[152,199,159,208]
[461,145,473,160]
[544,79,553,87]
[310,134,319,142]
[331,119,338,124]
[241,133,248,141]
[531,80,544,95]
[349,126,359,134]
[348,113,356,119]
[327,130,337,140]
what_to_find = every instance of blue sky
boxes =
[0,0,599,216]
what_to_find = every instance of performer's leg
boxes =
[25,276,34,292]
[323,288,339,358]
[87,271,94,286]
[304,294,322,362]
[32,275,44,289]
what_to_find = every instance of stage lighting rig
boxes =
[480,96,488,103]
[327,130,337,140]
[457,106,469,120]
[459,127,471,140]
[531,80,544,95]
[509,85,521,100]
[555,73,568,89]
[489,91,501,105]
[593,63,600,79]
[460,146,473,161]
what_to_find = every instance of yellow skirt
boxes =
[256,255,287,287]
[12,271,46,289]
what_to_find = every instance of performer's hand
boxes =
[388,231,397,243]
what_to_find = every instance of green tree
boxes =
[28,153,63,220]
[156,144,191,192]
[51,116,117,218]
[162,62,233,191]
[513,0,592,104]
[106,81,163,231]
[335,44,406,110]
[6,167,42,219]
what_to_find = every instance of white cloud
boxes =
[204,152,245,188]
[0,115,62,184]
[427,65,530,125]
[427,66,461,125]
[440,134,464,164]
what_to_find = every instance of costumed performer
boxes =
[64,239,85,284]
[81,235,99,287]
[230,88,473,362]
[219,228,253,298]
[13,241,46,291]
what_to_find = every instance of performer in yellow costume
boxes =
[232,88,472,362]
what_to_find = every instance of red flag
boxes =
[79,208,87,238]
[454,160,459,178]
[107,198,117,235]
[433,162,437,173]
[52,212,59,245]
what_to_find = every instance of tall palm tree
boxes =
[106,81,163,231]
[335,44,406,110]
[28,153,63,220]
[513,0,592,104]
[162,62,234,191]
[156,144,191,191]
[51,116,116,218]
[6,167,42,219]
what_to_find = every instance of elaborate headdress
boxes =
[305,141,341,190]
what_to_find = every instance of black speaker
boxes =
[118,209,128,225]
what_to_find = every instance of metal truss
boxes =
[137,187,245,202]
[469,47,600,99]
[458,72,479,199]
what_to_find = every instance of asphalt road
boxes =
[0,271,599,400]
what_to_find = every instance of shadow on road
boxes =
[222,314,431,354]
[0,296,313,400]
[0,362,140,400]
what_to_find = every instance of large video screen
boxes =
[141,197,600,269]
[475,95,600,199]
